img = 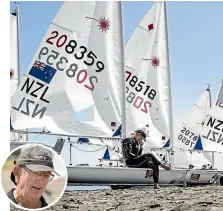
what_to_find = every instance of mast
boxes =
[206,84,214,168]
[15,2,28,142]
[119,2,126,139]
[206,83,212,107]
[164,1,174,167]
[15,2,21,84]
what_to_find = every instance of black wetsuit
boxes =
[122,137,161,183]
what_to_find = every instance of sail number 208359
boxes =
[38,47,97,92]
[45,30,104,73]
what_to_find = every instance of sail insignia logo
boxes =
[10,68,14,79]
[142,56,160,68]
[151,56,160,68]
[85,16,111,33]
[148,23,154,31]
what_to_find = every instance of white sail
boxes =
[209,80,223,120]
[10,6,27,142]
[10,2,125,138]
[197,80,223,152]
[173,87,212,168]
[125,2,173,148]
[175,87,211,151]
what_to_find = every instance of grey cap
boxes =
[11,145,60,185]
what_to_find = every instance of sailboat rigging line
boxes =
[69,140,109,147]
[11,129,123,140]
[71,145,107,152]
[174,145,220,154]
[69,141,123,158]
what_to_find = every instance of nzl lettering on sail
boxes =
[202,116,223,145]
[12,60,54,119]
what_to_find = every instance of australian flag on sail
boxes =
[28,60,56,84]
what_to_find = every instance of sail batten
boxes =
[51,21,74,33]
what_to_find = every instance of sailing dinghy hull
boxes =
[9,142,219,186]
[67,166,219,186]
[185,169,219,185]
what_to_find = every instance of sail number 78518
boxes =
[125,70,156,114]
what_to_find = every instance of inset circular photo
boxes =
[1,143,68,210]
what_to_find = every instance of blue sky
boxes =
[10,1,223,116]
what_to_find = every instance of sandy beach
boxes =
[10,185,223,211]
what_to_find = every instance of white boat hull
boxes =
[185,169,218,185]
[9,142,220,186]
[67,166,219,186]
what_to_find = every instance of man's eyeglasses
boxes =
[20,165,54,181]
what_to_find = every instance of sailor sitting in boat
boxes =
[122,129,171,189]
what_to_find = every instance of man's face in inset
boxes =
[14,165,53,199]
